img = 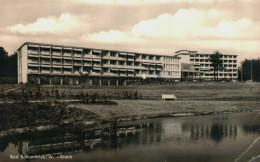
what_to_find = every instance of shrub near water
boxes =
[0,101,97,131]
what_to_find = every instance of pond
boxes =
[0,112,259,162]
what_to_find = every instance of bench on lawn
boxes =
[162,94,177,101]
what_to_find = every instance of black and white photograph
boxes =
[0,0,260,161]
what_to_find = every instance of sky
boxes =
[0,0,259,62]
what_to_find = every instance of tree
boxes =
[0,47,8,77]
[0,47,17,78]
[238,58,260,82]
[210,51,223,81]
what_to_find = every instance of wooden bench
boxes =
[162,94,177,101]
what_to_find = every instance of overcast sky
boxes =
[0,0,259,61]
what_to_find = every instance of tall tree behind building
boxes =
[0,47,17,78]
[210,51,223,81]
[238,58,260,82]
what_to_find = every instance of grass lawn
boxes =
[40,82,260,101]
[73,100,260,119]
[0,84,17,92]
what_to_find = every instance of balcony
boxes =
[110,56,118,60]
[28,63,39,67]
[92,55,100,59]
[28,69,39,73]
[64,71,72,74]
[110,64,118,68]
[119,73,127,76]
[28,53,39,58]
[53,70,62,74]
[147,74,157,78]
[73,71,80,75]
[63,65,72,68]
[127,73,135,77]
[84,54,92,59]
[92,72,101,75]
[41,60,50,65]
[52,52,61,57]
[63,57,72,60]
[110,73,118,76]
[63,53,72,57]
[41,69,51,74]
[52,61,62,65]
[118,65,126,68]
[126,65,134,69]
[83,62,91,66]
[28,50,39,55]
[28,59,39,64]
[74,62,82,66]
[40,51,50,56]
[63,61,72,66]
[118,57,126,61]
[127,58,134,61]
[102,64,109,67]
[102,56,109,59]
[102,72,110,76]
[74,54,82,58]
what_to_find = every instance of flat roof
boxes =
[175,50,237,56]
[17,42,180,58]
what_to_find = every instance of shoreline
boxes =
[1,107,259,138]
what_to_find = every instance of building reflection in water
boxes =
[1,115,257,157]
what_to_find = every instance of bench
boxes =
[162,94,177,101]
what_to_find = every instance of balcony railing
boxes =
[102,72,110,76]
[110,56,118,60]
[92,55,100,59]
[63,53,72,57]
[64,71,72,74]
[118,57,126,61]
[119,73,127,76]
[41,61,50,65]
[52,52,61,56]
[92,72,100,75]
[28,50,38,55]
[84,54,91,58]
[63,62,72,66]
[110,73,118,76]
[28,69,39,73]
[41,51,50,55]
[110,64,118,68]
[28,59,39,64]
[83,63,91,66]
[74,62,82,66]
[73,71,80,75]
[74,54,82,58]
[41,69,50,74]
[126,65,134,69]
[102,56,109,59]
[63,65,72,68]
[28,63,39,67]
[53,70,62,74]
[52,61,61,65]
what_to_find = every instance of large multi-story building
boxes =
[175,50,238,81]
[17,42,181,85]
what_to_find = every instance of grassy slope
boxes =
[74,100,260,119]
[41,82,260,101]
[71,82,260,119]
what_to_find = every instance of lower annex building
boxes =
[17,42,181,85]
[175,50,238,81]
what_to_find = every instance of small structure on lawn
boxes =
[162,94,177,101]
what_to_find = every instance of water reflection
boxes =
[0,112,259,161]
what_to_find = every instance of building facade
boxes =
[175,50,238,81]
[17,42,181,85]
